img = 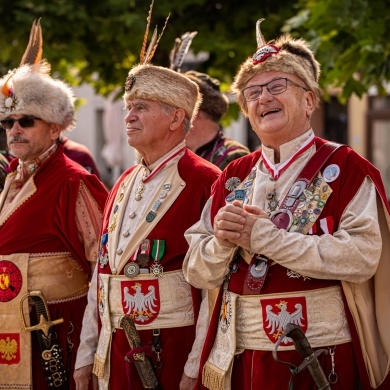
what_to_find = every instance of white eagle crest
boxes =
[265,300,304,343]
[123,283,157,322]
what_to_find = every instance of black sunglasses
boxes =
[0,115,42,130]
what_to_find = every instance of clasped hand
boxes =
[213,200,268,251]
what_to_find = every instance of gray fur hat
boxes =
[0,19,76,131]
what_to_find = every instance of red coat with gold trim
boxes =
[197,137,390,390]
[98,149,220,389]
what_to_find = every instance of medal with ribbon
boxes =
[150,240,165,278]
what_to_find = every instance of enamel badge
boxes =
[323,164,340,183]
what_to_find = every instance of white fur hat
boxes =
[0,19,76,131]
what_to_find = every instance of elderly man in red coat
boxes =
[183,19,390,390]
[73,15,221,390]
[0,20,108,390]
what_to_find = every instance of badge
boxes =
[225,177,241,192]
[323,164,340,183]
[146,211,157,222]
[234,189,245,201]
[0,260,23,302]
[124,262,140,278]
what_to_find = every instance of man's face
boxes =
[245,71,315,144]
[124,99,175,154]
[3,115,60,162]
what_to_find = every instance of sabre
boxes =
[19,290,68,390]
[273,323,332,390]
[119,315,161,390]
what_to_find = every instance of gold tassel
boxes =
[92,353,105,378]
[202,360,225,390]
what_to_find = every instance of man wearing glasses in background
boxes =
[183,20,390,389]
[0,20,107,390]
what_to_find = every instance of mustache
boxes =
[8,135,29,143]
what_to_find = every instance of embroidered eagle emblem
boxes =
[123,282,158,323]
[0,336,18,362]
[265,300,305,343]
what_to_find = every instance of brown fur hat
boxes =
[124,64,202,124]
[232,32,321,117]
[0,62,76,131]
[184,71,228,121]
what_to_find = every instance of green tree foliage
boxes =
[1,0,388,104]
[282,0,390,103]
[0,0,295,97]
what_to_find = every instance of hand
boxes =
[74,364,98,390]
[179,372,197,390]
[214,201,246,247]
[233,203,268,251]
[214,201,268,251]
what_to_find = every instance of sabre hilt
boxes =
[273,323,332,390]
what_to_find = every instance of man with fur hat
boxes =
[184,70,249,170]
[73,10,220,389]
[183,19,390,389]
[0,19,108,390]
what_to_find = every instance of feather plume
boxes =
[1,73,13,97]
[142,26,158,65]
[140,0,154,63]
[139,0,170,65]
[169,31,197,72]
[256,18,266,48]
[20,18,43,66]
[145,13,169,63]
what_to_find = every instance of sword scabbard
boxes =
[19,291,68,390]
[119,315,161,390]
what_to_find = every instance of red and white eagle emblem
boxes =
[121,280,160,325]
[261,297,307,345]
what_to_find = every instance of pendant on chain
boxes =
[266,190,279,213]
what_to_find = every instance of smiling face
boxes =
[245,71,316,148]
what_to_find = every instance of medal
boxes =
[124,262,140,278]
[150,240,165,278]
[137,254,150,267]
[137,239,151,266]
[150,262,163,278]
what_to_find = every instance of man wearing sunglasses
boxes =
[0,20,108,390]
[183,20,390,389]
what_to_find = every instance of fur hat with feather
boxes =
[0,19,75,131]
[124,1,202,124]
[232,19,321,117]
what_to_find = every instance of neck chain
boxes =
[262,134,315,214]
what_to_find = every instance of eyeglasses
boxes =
[0,115,42,130]
[242,77,308,102]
